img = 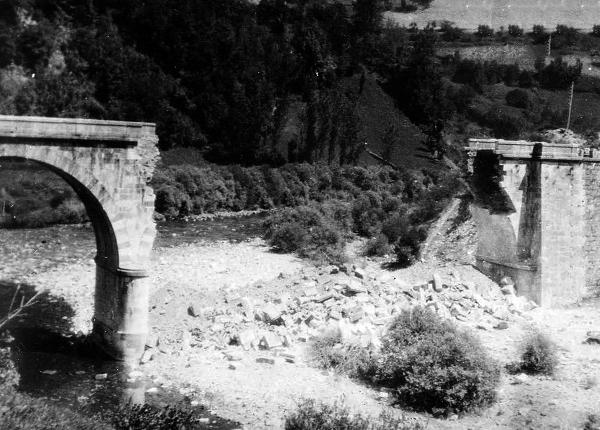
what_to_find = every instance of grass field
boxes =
[387,0,600,31]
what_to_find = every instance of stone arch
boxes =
[0,115,159,360]
[2,156,120,268]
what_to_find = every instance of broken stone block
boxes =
[585,331,600,344]
[432,273,444,292]
[224,350,243,361]
[237,329,257,350]
[315,293,335,303]
[140,349,154,364]
[145,333,159,349]
[259,332,283,350]
[256,304,283,325]
[501,285,515,295]
[279,352,296,363]
[274,294,291,305]
[303,287,319,297]
[342,280,367,296]
[187,304,201,318]
[354,268,366,279]
[494,321,509,330]
[345,306,364,323]
[305,315,323,329]
[256,357,276,365]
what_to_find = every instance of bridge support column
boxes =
[93,259,149,362]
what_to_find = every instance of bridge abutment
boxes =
[467,139,597,306]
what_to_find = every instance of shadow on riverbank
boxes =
[0,280,241,429]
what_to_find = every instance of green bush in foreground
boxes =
[376,307,501,414]
[284,399,424,430]
[517,332,558,376]
[111,404,196,430]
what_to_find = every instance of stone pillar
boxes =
[93,258,149,361]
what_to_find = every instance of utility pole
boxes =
[547,33,552,57]
[566,80,575,130]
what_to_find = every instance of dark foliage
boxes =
[284,400,424,430]
[517,332,558,376]
[375,307,501,414]
[111,404,196,430]
[505,89,532,109]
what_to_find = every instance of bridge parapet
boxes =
[466,138,600,161]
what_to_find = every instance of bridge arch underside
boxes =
[0,151,154,360]
[3,156,120,268]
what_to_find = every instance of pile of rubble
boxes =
[146,265,538,364]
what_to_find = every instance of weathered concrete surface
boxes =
[466,138,599,307]
[0,115,158,359]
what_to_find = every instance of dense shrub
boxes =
[394,225,425,267]
[538,57,582,90]
[584,414,600,430]
[111,404,196,430]
[284,400,424,430]
[309,331,376,379]
[530,24,548,44]
[508,25,523,38]
[264,205,346,264]
[440,21,463,42]
[363,233,392,257]
[484,107,528,139]
[517,332,558,375]
[475,25,494,39]
[375,307,501,414]
[505,89,532,109]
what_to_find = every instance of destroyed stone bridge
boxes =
[0,115,158,360]
[467,137,600,307]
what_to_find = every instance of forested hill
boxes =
[0,0,435,167]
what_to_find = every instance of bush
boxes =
[530,24,548,44]
[517,332,558,375]
[351,192,384,237]
[309,331,376,379]
[584,414,600,430]
[508,25,523,37]
[505,89,531,109]
[375,307,501,414]
[264,205,346,264]
[538,57,582,90]
[111,404,196,430]
[284,400,424,430]
[440,21,463,42]
[484,107,528,139]
[363,234,392,257]
[476,25,494,39]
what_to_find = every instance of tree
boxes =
[388,29,450,157]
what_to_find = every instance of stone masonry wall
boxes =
[539,162,586,306]
[584,163,600,294]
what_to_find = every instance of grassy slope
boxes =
[386,0,598,31]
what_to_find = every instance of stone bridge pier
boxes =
[467,138,600,307]
[0,115,158,360]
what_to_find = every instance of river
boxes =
[0,214,267,429]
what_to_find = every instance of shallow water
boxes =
[0,215,266,428]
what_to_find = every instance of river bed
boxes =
[0,215,267,429]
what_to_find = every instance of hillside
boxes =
[387,0,599,31]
